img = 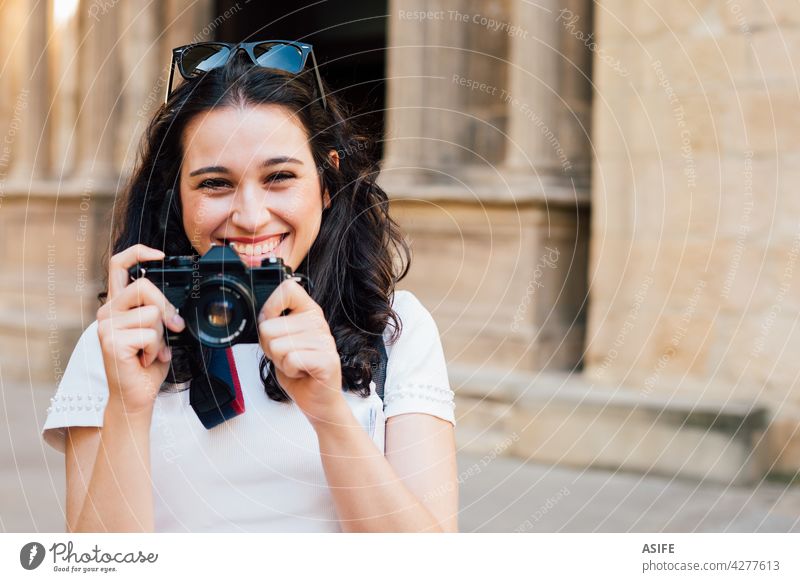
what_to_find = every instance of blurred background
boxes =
[1,0,799,532]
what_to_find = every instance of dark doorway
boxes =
[214,1,388,159]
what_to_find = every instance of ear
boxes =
[322,150,340,210]
[328,149,340,170]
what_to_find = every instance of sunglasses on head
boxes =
[165,40,327,109]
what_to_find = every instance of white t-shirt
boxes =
[41,290,455,532]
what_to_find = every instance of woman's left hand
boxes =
[257,279,347,428]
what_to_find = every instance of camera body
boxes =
[128,244,307,348]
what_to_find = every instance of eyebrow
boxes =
[188,156,304,177]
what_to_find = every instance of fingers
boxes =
[99,327,161,367]
[256,280,339,383]
[261,332,333,378]
[257,309,327,339]
[259,279,315,322]
[106,306,177,367]
[99,278,185,334]
[156,344,173,364]
[282,350,337,380]
[98,304,176,371]
[108,305,163,330]
[139,330,165,369]
[108,244,165,299]
[105,244,184,335]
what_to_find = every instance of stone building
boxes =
[1,0,797,485]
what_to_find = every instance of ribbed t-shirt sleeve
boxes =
[382,290,455,426]
[41,320,109,454]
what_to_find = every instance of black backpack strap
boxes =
[373,332,388,402]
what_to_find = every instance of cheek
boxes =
[290,198,323,240]
[181,196,226,244]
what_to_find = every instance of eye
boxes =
[266,172,295,183]
[198,178,230,190]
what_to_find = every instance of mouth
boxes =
[218,233,289,263]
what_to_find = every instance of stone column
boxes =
[6,0,50,183]
[503,0,561,173]
[383,0,468,178]
[48,0,81,180]
[558,0,593,176]
[383,0,428,174]
[116,0,161,176]
[420,0,468,171]
[75,0,120,181]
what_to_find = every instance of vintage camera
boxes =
[128,243,309,348]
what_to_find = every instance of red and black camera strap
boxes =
[191,335,388,430]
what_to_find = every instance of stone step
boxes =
[451,365,769,486]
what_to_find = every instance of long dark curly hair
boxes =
[98,52,410,401]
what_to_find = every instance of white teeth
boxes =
[226,235,284,256]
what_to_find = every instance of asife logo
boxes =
[20,542,46,570]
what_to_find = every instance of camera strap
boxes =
[192,332,388,430]
[190,347,246,430]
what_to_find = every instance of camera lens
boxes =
[206,298,234,327]
[182,276,256,348]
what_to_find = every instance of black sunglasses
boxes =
[165,40,327,109]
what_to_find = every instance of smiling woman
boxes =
[40,47,458,533]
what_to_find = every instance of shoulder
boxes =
[385,290,440,348]
[390,289,431,317]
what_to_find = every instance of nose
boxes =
[229,183,270,234]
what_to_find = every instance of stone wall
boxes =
[380,0,596,475]
[587,0,800,476]
[382,0,593,378]
[0,0,215,383]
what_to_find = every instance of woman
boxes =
[41,41,457,532]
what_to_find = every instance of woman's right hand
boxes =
[96,244,186,416]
